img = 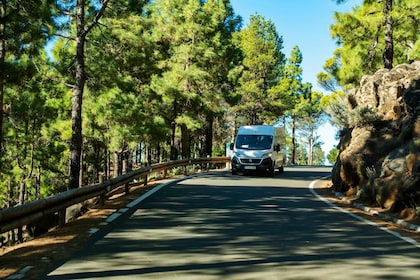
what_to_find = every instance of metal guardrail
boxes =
[0,157,231,234]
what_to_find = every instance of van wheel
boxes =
[267,167,275,177]
[278,166,284,173]
[231,170,237,175]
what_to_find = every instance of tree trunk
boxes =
[170,130,176,160]
[17,178,26,243]
[291,117,296,165]
[147,145,152,164]
[0,2,6,164]
[156,142,161,162]
[113,151,119,177]
[170,98,178,160]
[35,165,41,200]
[181,124,190,159]
[383,0,393,69]
[308,136,313,166]
[68,0,109,188]
[105,149,110,180]
[7,177,13,208]
[204,114,213,157]
[69,0,86,189]
[17,141,34,206]
[79,146,84,186]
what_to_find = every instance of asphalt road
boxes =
[43,166,420,279]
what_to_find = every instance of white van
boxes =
[230,125,285,176]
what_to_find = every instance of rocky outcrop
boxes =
[332,61,420,219]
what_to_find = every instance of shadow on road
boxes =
[42,167,420,280]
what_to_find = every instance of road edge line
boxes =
[309,178,420,249]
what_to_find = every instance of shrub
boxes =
[325,95,350,129]
[349,106,380,127]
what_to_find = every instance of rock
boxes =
[332,61,420,215]
[375,176,399,209]
[413,118,420,137]
[66,203,88,222]
[400,208,416,221]
[407,153,420,175]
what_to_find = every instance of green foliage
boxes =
[319,0,420,89]
[0,53,68,205]
[312,144,326,166]
[234,13,285,125]
[349,106,380,127]
[410,138,420,153]
[324,94,351,129]
[1,0,363,207]
[325,92,381,129]
[327,147,339,165]
[317,58,341,92]
[149,0,241,158]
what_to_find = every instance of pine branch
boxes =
[83,0,110,37]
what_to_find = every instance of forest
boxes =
[0,0,418,209]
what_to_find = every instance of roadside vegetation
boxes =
[322,0,420,221]
[0,0,417,234]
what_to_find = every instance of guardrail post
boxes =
[58,209,66,227]
[207,155,211,171]
[99,193,105,206]
[123,159,130,195]
[100,183,110,206]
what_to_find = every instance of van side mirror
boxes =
[229,143,234,150]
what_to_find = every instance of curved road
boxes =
[43,166,420,279]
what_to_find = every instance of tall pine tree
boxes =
[54,0,110,189]
[319,0,419,89]
[0,1,56,167]
[149,0,240,159]
[234,14,285,125]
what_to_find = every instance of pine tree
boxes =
[234,14,285,125]
[296,91,325,165]
[54,0,110,189]
[276,46,305,164]
[320,0,419,88]
[149,0,240,159]
[0,0,56,167]
[83,0,157,177]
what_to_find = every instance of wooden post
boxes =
[123,158,129,195]
[99,193,105,206]
[58,209,66,227]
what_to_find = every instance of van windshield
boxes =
[235,135,273,150]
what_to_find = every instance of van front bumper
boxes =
[231,157,273,173]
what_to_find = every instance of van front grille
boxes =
[239,158,261,164]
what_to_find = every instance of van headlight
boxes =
[263,152,272,158]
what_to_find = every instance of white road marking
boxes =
[309,178,420,249]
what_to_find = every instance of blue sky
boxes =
[230,0,362,161]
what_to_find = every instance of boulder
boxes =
[332,61,420,219]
